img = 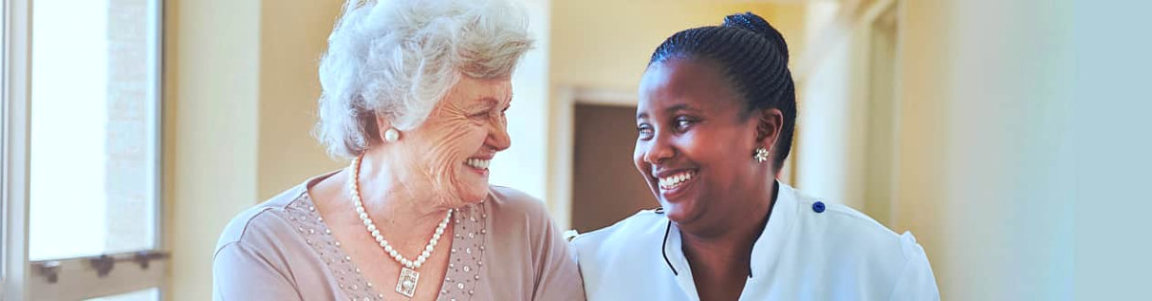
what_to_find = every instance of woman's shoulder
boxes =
[216,172,339,253]
[486,186,552,221]
[214,184,308,255]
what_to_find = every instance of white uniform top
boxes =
[573,183,939,301]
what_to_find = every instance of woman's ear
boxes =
[755,108,784,147]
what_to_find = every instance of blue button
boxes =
[812,201,826,213]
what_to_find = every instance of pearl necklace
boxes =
[349,155,452,297]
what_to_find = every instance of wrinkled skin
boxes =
[360,75,513,213]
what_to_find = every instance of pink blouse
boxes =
[213,173,585,300]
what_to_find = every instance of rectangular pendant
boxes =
[396,267,420,297]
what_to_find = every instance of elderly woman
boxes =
[573,13,938,300]
[212,0,583,300]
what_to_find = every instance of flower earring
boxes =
[753,147,770,163]
[384,128,401,142]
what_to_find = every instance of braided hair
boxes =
[649,12,797,171]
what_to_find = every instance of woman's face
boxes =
[396,76,513,207]
[634,58,767,232]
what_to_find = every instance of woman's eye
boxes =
[637,125,654,139]
[675,117,694,131]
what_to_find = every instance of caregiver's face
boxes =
[634,58,762,229]
[404,76,513,206]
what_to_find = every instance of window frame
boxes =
[2,0,168,299]
[2,0,32,298]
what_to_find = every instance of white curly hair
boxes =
[315,0,533,158]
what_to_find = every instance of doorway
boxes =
[570,104,657,233]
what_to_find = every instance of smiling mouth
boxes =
[657,170,697,191]
[465,158,491,170]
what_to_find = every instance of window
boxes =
[3,0,165,299]
[28,0,162,262]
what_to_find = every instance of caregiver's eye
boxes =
[673,116,696,132]
[637,124,654,140]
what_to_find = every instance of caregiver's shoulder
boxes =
[571,209,667,254]
[792,191,927,263]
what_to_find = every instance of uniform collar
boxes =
[661,181,798,290]
[749,181,798,279]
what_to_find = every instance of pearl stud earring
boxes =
[384,128,400,142]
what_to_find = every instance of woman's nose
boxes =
[487,117,511,151]
[642,132,674,165]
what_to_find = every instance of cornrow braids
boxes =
[649,12,797,171]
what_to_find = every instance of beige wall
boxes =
[164,0,261,299]
[550,0,806,93]
[888,0,949,296]
[256,0,345,199]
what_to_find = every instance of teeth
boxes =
[658,171,695,190]
[466,158,490,169]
